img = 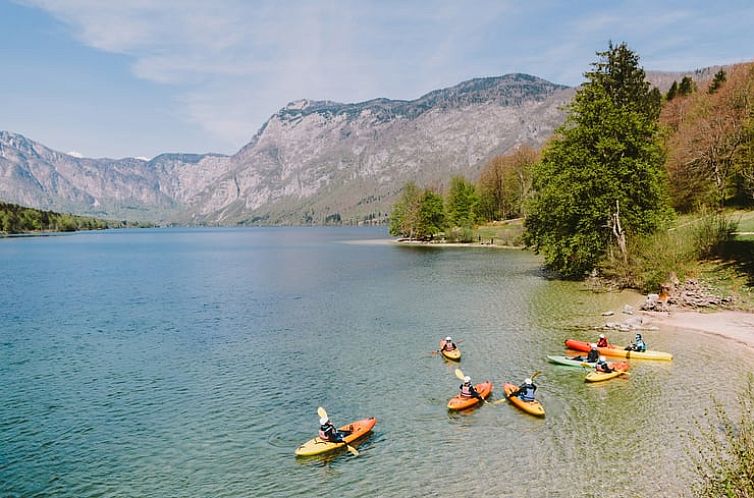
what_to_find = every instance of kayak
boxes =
[504,383,545,417]
[546,355,597,368]
[439,340,461,361]
[585,362,630,383]
[564,339,673,361]
[294,417,377,456]
[447,381,492,411]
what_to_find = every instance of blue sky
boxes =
[2,0,753,159]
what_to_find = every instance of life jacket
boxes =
[442,340,455,351]
[587,349,599,362]
[319,424,336,441]
[460,383,473,397]
[635,340,646,351]
[520,385,536,400]
[597,338,608,347]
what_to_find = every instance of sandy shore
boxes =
[643,310,754,349]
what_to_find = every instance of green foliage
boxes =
[445,176,479,228]
[388,183,445,240]
[679,76,696,96]
[0,201,125,234]
[524,42,670,277]
[389,182,422,237]
[689,373,754,497]
[666,80,678,101]
[600,211,736,292]
[416,190,445,240]
[708,69,727,94]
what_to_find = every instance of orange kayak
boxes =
[447,381,492,411]
[564,339,672,361]
[295,417,377,456]
[504,383,545,417]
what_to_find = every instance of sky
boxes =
[1,0,753,159]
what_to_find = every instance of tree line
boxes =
[389,147,538,241]
[391,42,754,286]
[0,202,135,234]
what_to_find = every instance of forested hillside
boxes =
[0,201,137,234]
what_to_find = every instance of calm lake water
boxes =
[1,227,752,497]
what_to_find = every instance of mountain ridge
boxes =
[0,68,720,224]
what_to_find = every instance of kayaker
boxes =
[440,336,457,351]
[512,378,537,402]
[597,334,608,348]
[570,343,599,363]
[625,333,647,352]
[459,376,480,399]
[595,357,614,373]
[319,416,349,443]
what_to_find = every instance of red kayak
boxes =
[564,339,672,361]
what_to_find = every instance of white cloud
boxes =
[16,0,754,152]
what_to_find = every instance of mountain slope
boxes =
[1,73,572,224]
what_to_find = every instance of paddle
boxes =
[316,406,359,456]
[453,368,488,404]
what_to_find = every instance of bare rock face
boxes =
[0,73,572,224]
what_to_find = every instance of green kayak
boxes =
[546,355,597,368]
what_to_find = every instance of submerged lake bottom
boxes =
[1,227,751,497]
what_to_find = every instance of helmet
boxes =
[463,376,471,383]
[590,343,597,349]
[446,336,452,341]
[635,333,642,338]
[319,416,329,425]
[599,334,605,339]
[524,378,532,384]
[599,356,605,362]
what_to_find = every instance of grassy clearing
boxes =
[599,209,754,304]
[474,219,525,247]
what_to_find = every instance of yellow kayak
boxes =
[585,362,630,383]
[503,383,545,417]
[294,417,377,456]
[439,340,461,361]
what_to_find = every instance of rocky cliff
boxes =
[1,73,572,224]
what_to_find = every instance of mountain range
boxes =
[0,70,706,225]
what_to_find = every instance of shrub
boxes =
[689,374,754,497]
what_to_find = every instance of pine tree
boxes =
[679,76,696,96]
[708,69,727,94]
[524,42,670,277]
[666,80,678,101]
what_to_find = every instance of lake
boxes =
[1,227,751,497]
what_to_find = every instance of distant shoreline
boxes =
[393,239,524,249]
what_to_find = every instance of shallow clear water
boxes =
[1,227,751,497]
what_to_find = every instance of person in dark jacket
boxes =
[595,357,613,373]
[571,343,599,363]
[319,416,349,443]
[441,336,457,351]
[512,378,537,402]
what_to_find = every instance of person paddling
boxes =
[319,415,351,443]
[512,377,537,402]
[459,376,481,400]
[440,336,457,352]
[597,334,608,348]
[625,333,647,352]
[571,343,599,363]
[595,357,614,373]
